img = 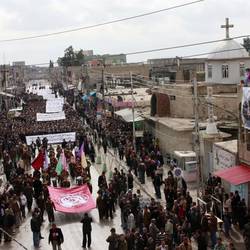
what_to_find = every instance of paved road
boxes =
[1,165,124,250]
[0,147,246,250]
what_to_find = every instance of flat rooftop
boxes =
[146,116,207,131]
[214,139,238,154]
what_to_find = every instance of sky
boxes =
[0,0,249,65]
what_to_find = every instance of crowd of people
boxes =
[80,101,242,249]
[13,99,83,136]
[0,87,249,250]
[0,90,91,248]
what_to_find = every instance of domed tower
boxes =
[205,18,250,84]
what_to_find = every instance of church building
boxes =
[205,18,250,84]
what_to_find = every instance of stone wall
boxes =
[152,84,238,121]
[146,120,193,156]
[88,63,150,82]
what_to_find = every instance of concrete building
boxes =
[103,54,127,65]
[215,86,250,207]
[148,57,206,83]
[82,50,94,57]
[144,117,204,156]
[24,66,49,81]
[145,81,238,176]
[150,83,238,121]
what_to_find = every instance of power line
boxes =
[183,47,246,58]
[125,35,250,56]
[0,0,204,43]
[20,34,250,67]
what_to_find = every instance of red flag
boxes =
[32,151,45,170]
[47,185,96,213]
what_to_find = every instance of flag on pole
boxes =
[56,154,63,175]
[32,150,44,171]
[80,143,87,168]
[62,150,68,171]
[74,146,80,159]
[43,149,49,170]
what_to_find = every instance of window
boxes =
[197,64,205,72]
[207,64,212,78]
[222,64,229,78]
[240,62,245,77]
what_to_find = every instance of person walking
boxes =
[23,182,33,212]
[19,192,27,219]
[80,213,93,248]
[127,170,134,191]
[30,212,42,248]
[45,198,55,224]
[48,223,64,250]
[106,228,119,250]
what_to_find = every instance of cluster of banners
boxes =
[46,98,64,113]
[26,132,76,145]
[36,111,66,121]
[31,143,94,213]
[48,185,95,213]
[242,87,250,129]
[36,98,65,121]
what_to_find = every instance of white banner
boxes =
[213,145,236,171]
[36,111,66,121]
[242,87,250,129]
[46,98,64,113]
[26,132,76,145]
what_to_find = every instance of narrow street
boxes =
[1,164,123,250]
[0,141,247,250]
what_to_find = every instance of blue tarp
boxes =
[82,95,88,101]
[82,92,96,101]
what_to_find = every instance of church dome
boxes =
[207,39,249,60]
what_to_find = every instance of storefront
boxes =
[214,165,250,208]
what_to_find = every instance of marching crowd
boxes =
[0,89,249,250]
[13,99,83,136]
[81,102,244,250]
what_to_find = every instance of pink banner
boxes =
[48,185,96,213]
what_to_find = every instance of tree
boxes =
[76,49,85,65]
[243,37,250,53]
[57,46,85,67]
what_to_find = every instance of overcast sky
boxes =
[0,0,249,65]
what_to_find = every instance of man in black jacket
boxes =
[80,213,93,248]
[48,223,64,250]
[30,212,42,248]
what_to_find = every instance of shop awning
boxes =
[115,108,144,123]
[214,165,250,185]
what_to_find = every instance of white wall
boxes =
[213,144,236,171]
[205,59,250,84]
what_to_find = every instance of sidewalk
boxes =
[92,145,246,250]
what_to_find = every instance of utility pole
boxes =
[3,64,6,91]
[130,72,136,153]
[102,68,105,110]
[193,77,201,198]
